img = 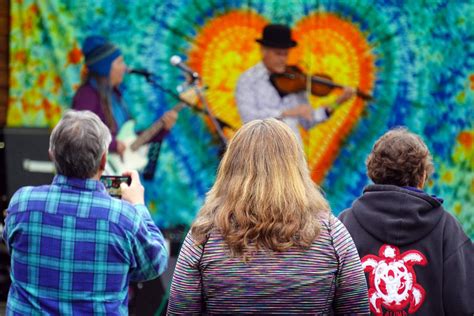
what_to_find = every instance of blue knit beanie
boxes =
[82,35,122,77]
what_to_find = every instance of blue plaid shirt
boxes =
[3,175,168,315]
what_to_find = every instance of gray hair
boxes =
[49,110,112,179]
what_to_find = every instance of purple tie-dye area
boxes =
[7,1,473,237]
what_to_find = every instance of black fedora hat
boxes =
[256,24,297,49]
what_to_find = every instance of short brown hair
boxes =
[366,127,434,187]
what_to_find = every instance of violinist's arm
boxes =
[289,92,328,129]
[298,106,330,130]
[319,87,356,114]
[281,105,314,121]
[297,87,356,130]
[335,87,356,105]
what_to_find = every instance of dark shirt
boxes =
[339,184,474,315]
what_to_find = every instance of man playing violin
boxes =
[236,24,355,140]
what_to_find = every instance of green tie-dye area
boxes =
[8,1,473,238]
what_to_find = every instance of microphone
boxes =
[127,68,153,77]
[170,55,199,79]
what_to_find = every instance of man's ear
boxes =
[48,150,54,162]
[418,169,427,189]
[99,152,107,171]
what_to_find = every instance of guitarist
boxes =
[72,35,177,161]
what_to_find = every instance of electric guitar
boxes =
[106,88,198,175]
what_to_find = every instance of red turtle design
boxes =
[361,244,428,315]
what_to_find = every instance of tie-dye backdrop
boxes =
[8,1,473,238]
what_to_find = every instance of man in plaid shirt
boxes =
[3,110,168,315]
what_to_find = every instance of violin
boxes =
[270,66,373,101]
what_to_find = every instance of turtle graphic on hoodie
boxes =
[339,184,474,316]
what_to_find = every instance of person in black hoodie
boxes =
[339,127,473,316]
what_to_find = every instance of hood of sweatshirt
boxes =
[350,184,444,246]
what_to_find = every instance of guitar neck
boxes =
[130,102,187,151]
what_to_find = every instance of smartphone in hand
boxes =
[100,175,131,198]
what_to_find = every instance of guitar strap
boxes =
[142,141,162,180]
[111,86,131,129]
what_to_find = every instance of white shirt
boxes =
[236,62,328,141]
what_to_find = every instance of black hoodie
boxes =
[338,184,473,316]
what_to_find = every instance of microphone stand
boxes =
[140,73,229,148]
[189,76,228,147]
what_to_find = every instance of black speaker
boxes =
[0,241,10,302]
[0,128,7,219]
[0,129,10,302]
[128,226,187,315]
[3,127,55,198]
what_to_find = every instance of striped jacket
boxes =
[168,215,369,315]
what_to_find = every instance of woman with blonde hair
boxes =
[167,119,369,314]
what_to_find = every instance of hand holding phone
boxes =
[119,170,145,205]
[100,175,131,198]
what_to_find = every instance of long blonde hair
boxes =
[191,119,330,258]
